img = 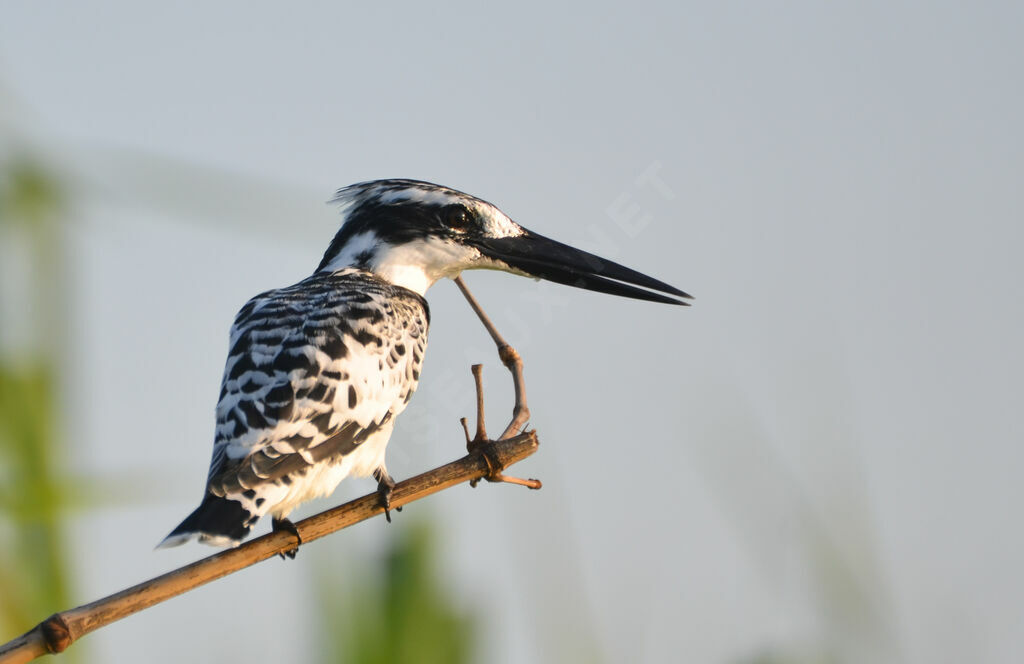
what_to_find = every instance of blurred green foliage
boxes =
[0,366,70,632]
[0,159,63,228]
[0,157,73,638]
[315,521,476,664]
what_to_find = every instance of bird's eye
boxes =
[443,205,472,232]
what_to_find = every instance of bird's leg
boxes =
[453,276,530,440]
[454,276,541,490]
[373,467,402,523]
[271,517,302,560]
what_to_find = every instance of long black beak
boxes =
[471,230,692,305]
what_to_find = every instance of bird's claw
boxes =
[374,469,402,523]
[271,517,302,560]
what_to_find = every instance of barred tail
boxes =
[158,494,255,549]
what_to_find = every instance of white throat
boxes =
[371,262,434,295]
[319,232,479,296]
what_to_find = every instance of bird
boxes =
[159,178,691,550]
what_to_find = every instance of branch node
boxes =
[498,344,520,368]
[471,439,543,489]
[40,614,72,654]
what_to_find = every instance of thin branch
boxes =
[452,276,510,350]
[452,276,530,441]
[0,432,540,664]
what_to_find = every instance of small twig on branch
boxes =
[0,432,540,664]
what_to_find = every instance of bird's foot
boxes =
[271,517,302,560]
[373,468,402,523]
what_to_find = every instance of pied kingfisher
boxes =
[160,179,690,549]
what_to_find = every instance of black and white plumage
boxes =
[161,179,690,548]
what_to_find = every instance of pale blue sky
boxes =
[2,2,1023,662]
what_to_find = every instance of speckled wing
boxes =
[161,268,428,547]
